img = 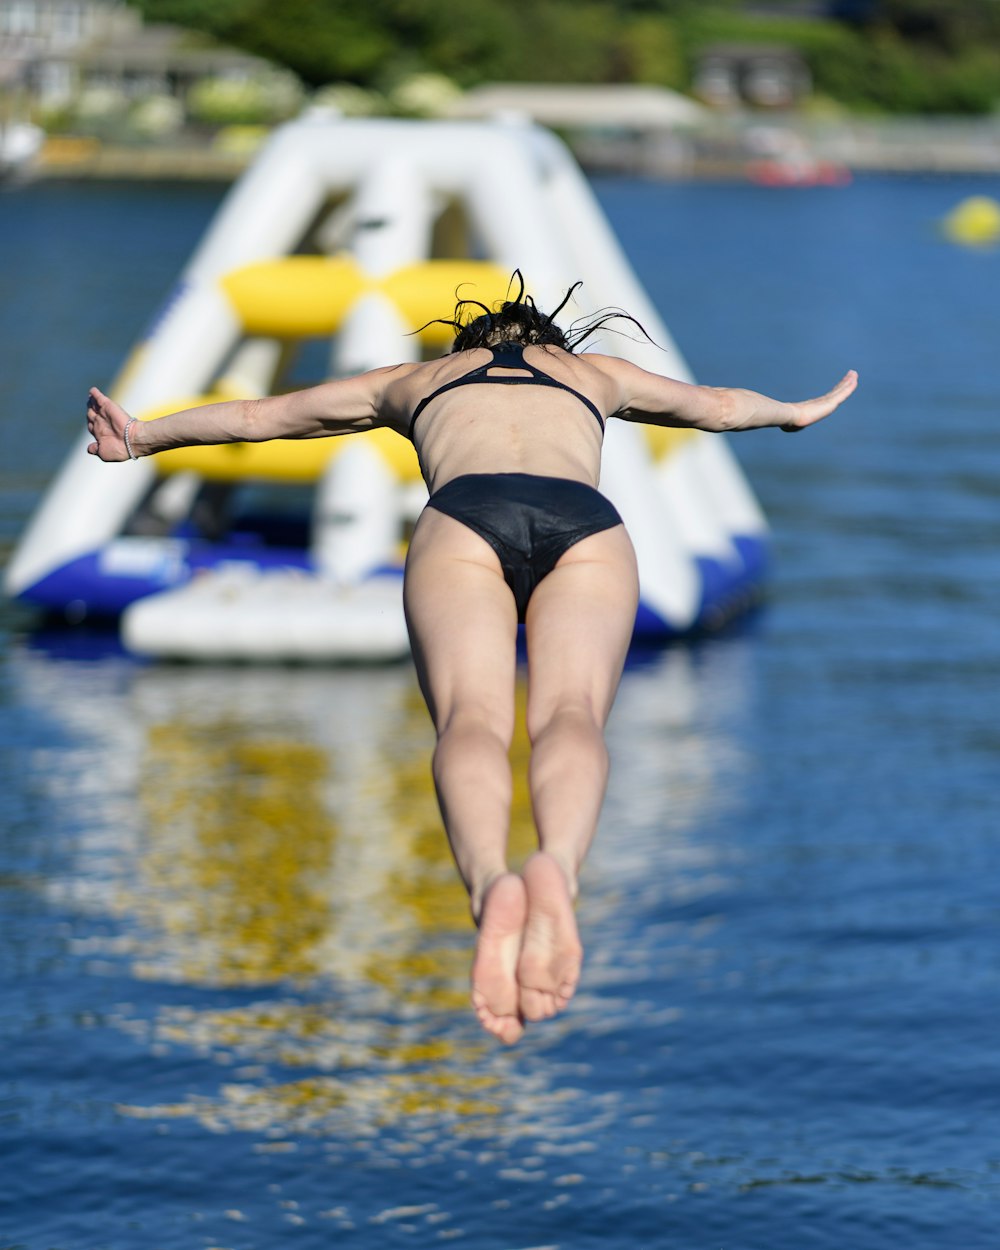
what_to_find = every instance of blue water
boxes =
[2,172,1000,1250]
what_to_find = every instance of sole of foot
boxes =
[517,852,582,1023]
[471,872,528,1045]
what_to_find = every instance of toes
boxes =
[473,999,525,1045]
[493,1016,525,1045]
[519,986,557,1021]
[556,969,581,1007]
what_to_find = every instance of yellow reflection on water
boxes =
[119,996,507,1136]
[121,1066,506,1137]
[103,663,515,1129]
[124,666,474,995]
[137,728,341,983]
[119,666,557,1002]
[14,640,752,1139]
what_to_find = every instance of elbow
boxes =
[240,397,266,442]
[700,386,738,433]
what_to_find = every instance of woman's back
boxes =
[380,345,619,494]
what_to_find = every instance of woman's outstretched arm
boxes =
[86,364,412,462]
[599,356,858,434]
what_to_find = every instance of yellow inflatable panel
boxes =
[643,425,701,461]
[220,256,367,337]
[382,261,516,342]
[138,393,421,484]
[153,438,338,484]
[219,255,514,341]
[153,429,421,484]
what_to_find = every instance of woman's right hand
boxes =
[86,387,134,461]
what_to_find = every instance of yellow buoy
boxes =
[943,196,1000,246]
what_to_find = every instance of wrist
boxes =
[123,418,139,460]
[124,418,154,458]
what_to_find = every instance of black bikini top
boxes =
[407,344,605,440]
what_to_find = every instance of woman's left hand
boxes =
[778,370,859,432]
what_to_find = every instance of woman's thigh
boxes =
[523,524,639,736]
[404,507,519,737]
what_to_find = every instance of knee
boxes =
[434,705,513,758]
[527,699,606,758]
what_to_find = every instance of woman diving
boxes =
[86,279,857,1044]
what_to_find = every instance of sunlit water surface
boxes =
[2,173,999,1249]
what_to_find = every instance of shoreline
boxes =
[17,116,1000,184]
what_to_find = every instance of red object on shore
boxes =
[747,158,852,187]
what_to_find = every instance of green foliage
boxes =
[125,0,1000,113]
[187,74,303,125]
[680,8,847,50]
[130,0,395,84]
[221,0,397,85]
[803,25,1000,114]
[873,0,1000,52]
[676,3,1000,114]
[612,16,685,88]
[482,3,621,83]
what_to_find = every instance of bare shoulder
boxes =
[570,350,650,377]
[359,359,431,418]
[564,352,677,416]
[378,355,464,399]
[530,347,625,406]
[367,359,426,393]
[575,352,653,383]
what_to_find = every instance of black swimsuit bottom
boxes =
[427,473,623,622]
[414,344,618,620]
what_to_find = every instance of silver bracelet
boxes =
[123,418,138,461]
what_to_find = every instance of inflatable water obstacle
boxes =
[5,114,769,661]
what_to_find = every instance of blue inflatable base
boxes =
[632,532,770,640]
[16,532,770,644]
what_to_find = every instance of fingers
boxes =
[830,369,858,398]
[88,386,115,419]
[814,370,857,406]
[86,387,118,460]
[782,370,857,432]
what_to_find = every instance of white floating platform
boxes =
[122,569,410,662]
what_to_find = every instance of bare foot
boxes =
[471,873,528,1045]
[517,852,583,1022]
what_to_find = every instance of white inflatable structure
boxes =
[5,114,768,660]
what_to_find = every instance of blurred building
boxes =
[449,82,707,131]
[0,0,271,107]
[446,82,709,180]
[694,44,812,109]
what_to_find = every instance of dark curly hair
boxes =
[421,270,651,354]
